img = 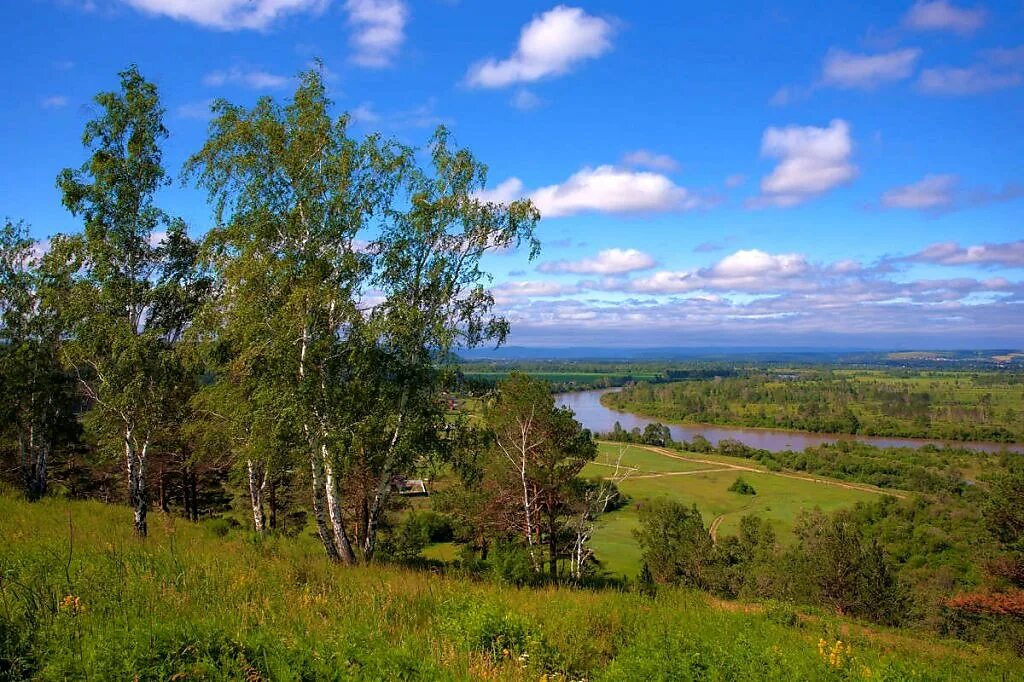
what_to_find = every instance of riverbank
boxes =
[555,388,1023,454]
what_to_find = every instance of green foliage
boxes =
[634,500,715,589]
[607,369,1024,442]
[729,476,757,495]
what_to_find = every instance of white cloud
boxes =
[477,166,706,217]
[822,48,921,89]
[904,241,1024,267]
[709,249,807,279]
[203,66,290,90]
[120,0,327,31]
[538,248,656,275]
[475,178,527,205]
[724,174,746,188]
[466,5,614,88]
[752,119,857,207]
[344,0,408,67]
[492,280,579,301]
[903,1,986,35]
[917,66,1022,95]
[531,166,704,217]
[622,149,679,172]
[41,96,68,109]
[622,250,811,295]
[881,174,958,210]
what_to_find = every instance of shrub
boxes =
[728,477,757,495]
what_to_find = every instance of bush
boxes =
[728,477,757,495]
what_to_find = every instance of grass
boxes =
[584,443,887,577]
[1,492,1021,680]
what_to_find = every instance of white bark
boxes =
[246,458,267,534]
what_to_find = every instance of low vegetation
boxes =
[2,493,1022,680]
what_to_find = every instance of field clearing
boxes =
[586,443,890,577]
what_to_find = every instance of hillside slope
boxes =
[1,494,1020,680]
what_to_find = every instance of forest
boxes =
[2,65,1024,679]
[604,370,1024,442]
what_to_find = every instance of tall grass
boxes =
[1,493,1020,680]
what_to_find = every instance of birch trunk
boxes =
[308,446,340,561]
[322,443,356,564]
[246,458,267,534]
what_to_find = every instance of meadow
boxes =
[582,443,889,576]
[2,492,1021,681]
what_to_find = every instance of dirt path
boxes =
[708,514,726,541]
[602,443,906,499]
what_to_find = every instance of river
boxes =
[554,388,1023,454]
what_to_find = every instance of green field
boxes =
[584,443,888,577]
[2,493,1020,680]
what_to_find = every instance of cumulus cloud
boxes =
[538,248,656,275]
[822,48,921,89]
[531,166,704,217]
[203,66,290,89]
[623,250,813,295]
[903,0,986,35]
[344,0,408,67]
[751,119,857,207]
[902,241,1024,268]
[466,5,614,88]
[119,0,327,31]
[881,174,958,210]
[709,249,807,279]
[477,166,706,218]
[622,150,679,172]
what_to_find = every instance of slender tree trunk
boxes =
[246,458,267,534]
[322,444,355,564]
[126,435,149,537]
[308,445,341,561]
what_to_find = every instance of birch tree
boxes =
[353,127,540,563]
[54,66,199,536]
[485,373,597,575]
[0,220,78,500]
[186,68,407,562]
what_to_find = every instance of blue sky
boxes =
[2,1,1023,348]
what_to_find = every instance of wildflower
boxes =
[59,594,84,615]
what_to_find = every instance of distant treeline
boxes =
[458,362,738,393]
[604,371,1024,443]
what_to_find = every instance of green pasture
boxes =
[585,443,886,577]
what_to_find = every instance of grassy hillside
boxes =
[584,443,889,576]
[1,493,1021,680]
